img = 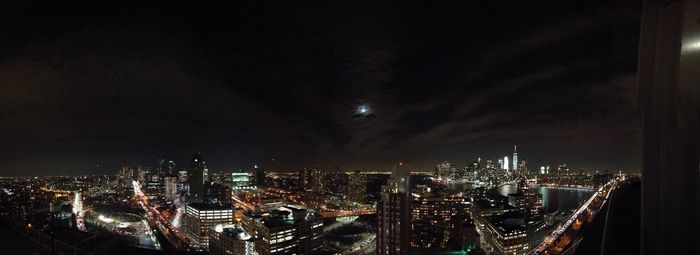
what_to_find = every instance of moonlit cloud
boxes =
[0,0,642,175]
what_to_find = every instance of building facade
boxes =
[209,224,255,255]
[347,172,367,203]
[189,152,206,203]
[241,206,323,255]
[377,163,411,255]
[185,203,235,250]
[410,186,469,249]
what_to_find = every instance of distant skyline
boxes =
[0,1,642,176]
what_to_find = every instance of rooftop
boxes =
[186,202,233,211]
[212,224,252,241]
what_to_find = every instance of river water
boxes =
[446,183,594,213]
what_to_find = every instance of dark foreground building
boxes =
[638,0,700,254]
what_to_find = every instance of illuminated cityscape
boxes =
[0,151,635,255]
[1,1,698,255]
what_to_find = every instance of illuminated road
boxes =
[73,192,86,231]
[319,209,376,218]
[133,181,189,250]
[527,179,617,255]
[236,188,376,218]
[345,234,376,255]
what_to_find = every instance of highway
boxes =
[527,179,618,255]
[133,181,189,250]
[72,191,86,231]
[235,187,376,218]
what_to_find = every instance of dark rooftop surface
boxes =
[40,227,95,245]
[186,202,233,211]
[0,220,47,255]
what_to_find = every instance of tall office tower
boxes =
[297,168,312,190]
[470,161,480,180]
[117,166,134,190]
[451,165,459,180]
[324,168,348,194]
[189,152,206,203]
[209,171,223,184]
[137,166,146,184]
[410,186,468,249]
[208,224,255,255]
[164,175,179,202]
[178,169,188,183]
[185,203,235,250]
[503,156,509,171]
[232,170,255,190]
[435,161,452,180]
[377,163,412,255]
[206,182,232,206]
[310,168,324,192]
[241,206,324,255]
[252,165,266,187]
[638,1,700,254]
[557,164,569,176]
[512,145,518,172]
[165,160,176,176]
[156,158,165,177]
[347,171,367,203]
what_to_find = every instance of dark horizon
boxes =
[1,0,643,176]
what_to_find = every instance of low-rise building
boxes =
[241,205,323,255]
[209,224,255,255]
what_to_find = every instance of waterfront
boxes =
[496,185,594,213]
[446,182,594,213]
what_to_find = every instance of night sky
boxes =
[1,0,642,176]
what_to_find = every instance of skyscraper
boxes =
[503,156,509,171]
[166,160,177,176]
[324,168,348,194]
[512,145,518,172]
[164,175,179,202]
[377,163,411,255]
[297,168,312,190]
[206,182,232,206]
[156,158,166,179]
[310,168,324,192]
[189,152,206,203]
[435,161,452,180]
[252,165,266,187]
[347,171,367,203]
[185,203,235,250]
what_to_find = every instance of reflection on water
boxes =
[446,183,593,213]
[445,182,479,191]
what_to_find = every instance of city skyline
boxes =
[0,1,642,176]
[0,147,635,177]
[2,1,698,254]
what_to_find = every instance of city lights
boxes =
[3,1,695,254]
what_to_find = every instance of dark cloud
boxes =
[0,0,642,175]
